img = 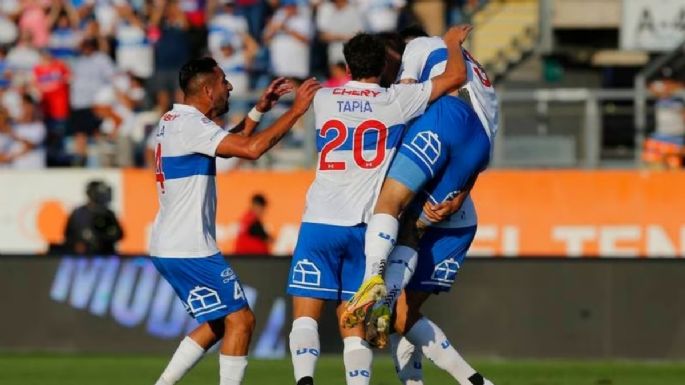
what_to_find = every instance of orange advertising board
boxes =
[121,169,685,258]
[6,169,685,257]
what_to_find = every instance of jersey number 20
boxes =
[319,119,388,171]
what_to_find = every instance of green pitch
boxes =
[1,354,684,385]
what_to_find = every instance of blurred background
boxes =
[1,0,685,384]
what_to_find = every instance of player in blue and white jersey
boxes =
[343,28,498,385]
[285,28,471,385]
[150,57,320,385]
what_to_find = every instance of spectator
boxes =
[18,0,50,48]
[47,1,82,61]
[179,0,210,58]
[356,0,405,33]
[91,85,135,167]
[207,0,256,58]
[0,46,11,90]
[0,8,19,46]
[113,2,153,79]
[150,0,191,111]
[32,49,70,166]
[235,193,271,255]
[322,61,349,88]
[316,0,362,66]
[216,36,258,116]
[0,95,47,169]
[263,0,313,81]
[234,0,265,42]
[68,37,115,166]
[63,179,124,254]
[7,30,41,85]
[643,75,685,169]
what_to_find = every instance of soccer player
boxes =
[343,29,499,385]
[150,57,320,385]
[285,27,471,385]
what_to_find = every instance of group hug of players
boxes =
[148,22,498,385]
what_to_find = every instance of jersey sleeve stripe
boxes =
[420,48,448,82]
[161,153,216,180]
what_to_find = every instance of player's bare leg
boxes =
[215,308,255,385]
[290,297,326,385]
[394,290,493,385]
[342,179,417,329]
[337,302,374,385]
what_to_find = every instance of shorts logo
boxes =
[187,286,227,317]
[292,259,321,287]
[431,258,460,283]
[410,131,441,165]
[441,340,451,349]
[221,267,236,283]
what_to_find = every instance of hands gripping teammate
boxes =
[285,32,465,385]
[150,57,319,385]
[342,26,499,385]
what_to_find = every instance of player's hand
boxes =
[422,201,453,223]
[422,190,470,223]
[291,78,321,115]
[444,24,472,46]
[255,77,293,113]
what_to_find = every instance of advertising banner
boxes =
[1,170,685,257]
[621,0,685,51]
[2,256,685,359]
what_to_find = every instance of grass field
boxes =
[1,354,684,385]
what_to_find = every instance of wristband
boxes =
[248,107,264,122]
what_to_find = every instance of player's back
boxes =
[302,80,431,226]
[149,104,228,258]
[399,36,498,141]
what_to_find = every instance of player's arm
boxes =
[428,24,472,102]
[215,78,320,160]
[229,77,292,136]
[421,174,478,224]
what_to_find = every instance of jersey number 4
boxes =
[319,119,388,171]
[155,143,166,193]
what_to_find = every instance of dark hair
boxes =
[400,25,428,41]
[376,32,406,56]
[178,57,219,94]
[252,193,267,206]
[343,33,386,80]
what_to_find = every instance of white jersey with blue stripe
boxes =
[399,37,499,229]
[149,104,229,258]
[302,80,432,225]
[399,36,499,140]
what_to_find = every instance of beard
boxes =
[214,97,230,116]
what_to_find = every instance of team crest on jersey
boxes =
[292,259,321,287]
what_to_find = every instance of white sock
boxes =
[390,333,424,385]
[219,355,248,385]
[405,317,476,385]
[289,317,320,382]
[364,213,399,280]
[155,336,205,385]
[382,245,418,310]
[343,336,373,385]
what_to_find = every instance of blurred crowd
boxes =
[0,0,482,169]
